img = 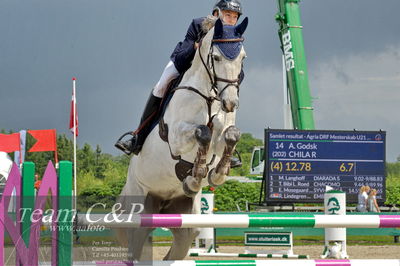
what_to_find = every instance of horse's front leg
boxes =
[208,125,241,186]
[182,125,212,197]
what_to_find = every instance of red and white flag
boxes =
[69,77,79,136]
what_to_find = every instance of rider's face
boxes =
[221,10,239,26]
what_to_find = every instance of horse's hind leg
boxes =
[208,125,241,186]
[162,195,201,260]
[164,228,199,260]
[126,228,155,261]
[183,125,212,197]
[116,195,154,261]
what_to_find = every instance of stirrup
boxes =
[115,132,136,155]
[230,150,242,168]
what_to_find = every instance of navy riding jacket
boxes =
[170,17,244,83]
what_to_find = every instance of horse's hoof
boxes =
[195,125,212,146]
[224,126,241,146]
[207,169,223,187]
[182,180,199,198]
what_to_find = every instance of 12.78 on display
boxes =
[270,161,356,173]
[270,161,312,172]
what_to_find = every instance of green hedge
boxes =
[212,180,261,211]
[386,186,400,206]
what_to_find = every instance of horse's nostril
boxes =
[222,99,237,113]
[222,100,231,112]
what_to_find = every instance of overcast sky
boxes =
[0,0,399,162]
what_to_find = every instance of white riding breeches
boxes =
[152,60,180,98]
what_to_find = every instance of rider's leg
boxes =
[132,93,162,153]
[114,93,161,155]
[152,61,180,98]
[115,61,179,155]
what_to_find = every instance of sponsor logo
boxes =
[327,197,340,214]
[201,197,210,214]
[282,31,295,71]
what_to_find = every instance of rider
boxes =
[115,0,244,167]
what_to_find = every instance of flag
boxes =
[14,130,27,166]
[28,129,57,152]
[0,133,20,153]
[69,77,79,136]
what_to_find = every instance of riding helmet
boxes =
[213,0,243,16]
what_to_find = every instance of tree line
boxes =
[1,129,399,208]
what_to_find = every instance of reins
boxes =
[159,34,243,169]
[198,37,243,98]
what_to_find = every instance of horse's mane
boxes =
[201,15,217,34]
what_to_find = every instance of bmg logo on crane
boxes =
[282,30,295,71]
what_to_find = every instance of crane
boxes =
[250,0,315,176]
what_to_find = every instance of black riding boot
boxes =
[115,93,162,155]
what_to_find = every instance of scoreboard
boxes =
[264,129,386,203]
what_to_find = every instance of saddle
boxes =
[147,74,184,135]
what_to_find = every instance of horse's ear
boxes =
[235,17,248,36]
[214,18,223,39]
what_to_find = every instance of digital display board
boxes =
[264,129,386,203]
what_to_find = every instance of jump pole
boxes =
[71,259,400,266]
[76,213,400,228]
[190,253,309,259]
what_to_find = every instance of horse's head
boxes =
[199,17,248,113]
